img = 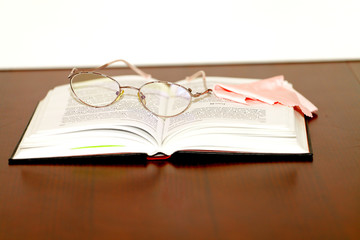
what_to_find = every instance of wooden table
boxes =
[1,61,359,239]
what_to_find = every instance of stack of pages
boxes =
[10,76,312,163]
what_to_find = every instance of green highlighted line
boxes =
[71,145,125,150]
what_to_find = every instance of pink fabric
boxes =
[213,75,318,117]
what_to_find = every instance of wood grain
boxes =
[0,61,359,240]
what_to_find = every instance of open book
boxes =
[10,76,312,163]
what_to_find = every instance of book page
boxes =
[14,76,167,159]
[164,77,295,134]
[161,77,307,155]
[35,76,164,139]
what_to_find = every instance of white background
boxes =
[0,0,359,69]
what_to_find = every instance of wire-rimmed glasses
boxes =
[68,59,213,118]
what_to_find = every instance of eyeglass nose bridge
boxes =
[121,85,140,91]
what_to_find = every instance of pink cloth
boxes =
[213,75,318,117]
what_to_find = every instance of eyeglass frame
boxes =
[68,59,213,118]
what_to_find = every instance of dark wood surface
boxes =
[0,61,359,240]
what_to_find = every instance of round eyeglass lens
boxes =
[139,82,191,117]
[71,73,120,107]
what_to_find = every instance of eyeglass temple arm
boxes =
[68,59,152,79]
[185,70,213,97]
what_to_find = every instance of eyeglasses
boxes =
[68,59,213,118]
